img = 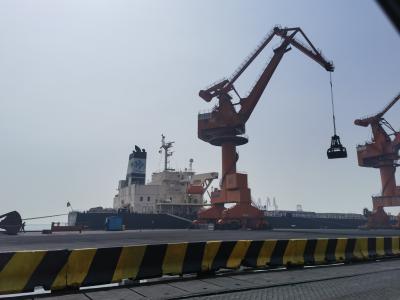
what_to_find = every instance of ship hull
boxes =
[70,211,193,230]
[70,211,370,230]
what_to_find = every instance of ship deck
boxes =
[1,228,400,251]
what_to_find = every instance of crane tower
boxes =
[195,26,339,229]
[355,93,400,228]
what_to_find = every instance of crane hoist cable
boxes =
[329,72,337,136]
[327,73,347,159]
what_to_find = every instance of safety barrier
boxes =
[1,237,400,295]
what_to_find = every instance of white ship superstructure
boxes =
[113,135,218,215]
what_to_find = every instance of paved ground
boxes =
[25,258,400,299]
[2,228,400,251]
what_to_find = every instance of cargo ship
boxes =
[68,135,375,230]
[69,135,218,229]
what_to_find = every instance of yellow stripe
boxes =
[283,239,307,266]
[392,237,400,255]
[226,240,251,269]
[51,263,68,291]
[66,248,97,287]
[201,241,221,272]
[256,240,277,267]
[112,245,146,282]
[376,237,385,257]
[162,243,188,275]
[314,239,328,264]
[354,238,368,259]
[335,238,347,262]
[0,251,46,294]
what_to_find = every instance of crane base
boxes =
[194,204,225,224]
[364,207,391,229]
[209,135,248,147]
[217,203,269,230]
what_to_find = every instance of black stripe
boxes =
[269,240,288,267]
[24,250,69,292]
[303,239,317,265]
[368,238,376,258]
[242,240,264,267]
[325,239,337,262]
[136,244,167,279]
[0,252,14,272]
[182,242,206,274]
[384,237,393,256]
[210,241,237,270]
[82,247,122,286]
[345,238,356,262]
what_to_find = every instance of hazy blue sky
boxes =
[0,0,399,221]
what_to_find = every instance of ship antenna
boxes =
[160,134,175,171]
[189,158,194,172]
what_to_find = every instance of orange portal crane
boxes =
[195,26,336,229]
[355,93,400,228]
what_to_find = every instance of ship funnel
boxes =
[126,145,147,185]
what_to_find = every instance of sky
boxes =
[0,0,399,222]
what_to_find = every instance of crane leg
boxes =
[379,166,397,196]
[195,204,225,225]
[364,166,399,229]
[194,142,238,225]
[222,142,237,181]
[195,140,268,229]
[218,142,268,229]
[366,206,391,229]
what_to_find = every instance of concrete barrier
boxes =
[1,237,400,295]
[0,249,69,295]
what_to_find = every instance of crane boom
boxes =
[275,27,334,71]
[355,92,400,127]
[237,40,291,121]
[378,92,400,118]
[199,26,334,109]
[237,27,333,122]
[229,30,276,86]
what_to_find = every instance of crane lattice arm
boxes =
[355,93,400,127]
[238,27,334,122]
[199,27,334,124]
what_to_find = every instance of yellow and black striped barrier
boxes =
[1,237,400,295]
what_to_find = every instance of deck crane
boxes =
[355,93,400,228]
[195,26,343,229]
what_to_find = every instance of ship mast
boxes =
[160,134,175,171]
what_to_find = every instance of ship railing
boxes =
[236,170,249,175]
[198,111,212,120]
[198,106,219,118]
[265,210,365,220]
[372,193,383,198]
[356,141,375,150]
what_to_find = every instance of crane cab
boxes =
[327,135,347,159]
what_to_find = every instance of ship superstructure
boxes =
[113,135,218,216]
